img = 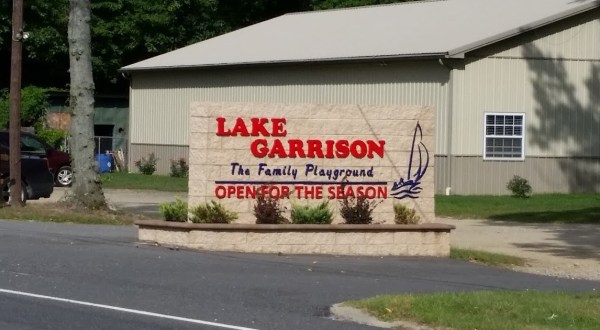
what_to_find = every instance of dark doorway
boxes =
[94,124,114,154]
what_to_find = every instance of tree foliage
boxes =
[0,86,48,128]
[0,0,411,94]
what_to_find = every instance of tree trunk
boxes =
[67,0,106,209]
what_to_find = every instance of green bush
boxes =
[170,158,189,178]
[339,197,380,224]
[254,193,288,224]
[135,153,157,175]
[393,203,420,224]
[190,201,238,224]
[159,198,188,222]
[506,175,532,198]
[291,201,333,224]
[36,127,67,149]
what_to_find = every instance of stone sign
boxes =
[189,103,435,223]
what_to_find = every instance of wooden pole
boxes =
[9,0,24,206]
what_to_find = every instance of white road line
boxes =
[0,288,259,330]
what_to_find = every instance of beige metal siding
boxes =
[129,61,449,152]
[442,156,600,195]
[452,8,600,158]
[130,144,189,175]
[471,8,600,61]
[452,57,599,157]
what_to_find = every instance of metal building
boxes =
[121,0,600,195]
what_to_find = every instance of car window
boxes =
[0,133,7,148]
[21,135,47,153]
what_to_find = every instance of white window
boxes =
[483,113,525,160]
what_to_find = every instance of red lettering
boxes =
[215,185,227,198]
[267,139,288,158]
[231,118,250,136]
[306,140,324,158]
[335,140,350,158]
[324,140,335,158]
[216,117,230,136]
[350,141,367,158]
[287,140,306,158]
[251,118,270,136]
[367,140,385,158]
[271,118,287,136]
[250,139,269,158]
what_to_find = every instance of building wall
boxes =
[129,61,450,172]
[128,9,599,194]
[443,8,600,194]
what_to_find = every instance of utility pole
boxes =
[9,0,24,206]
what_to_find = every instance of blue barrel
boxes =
[96,154,113,173]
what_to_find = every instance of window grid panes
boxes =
[484,114,524,160]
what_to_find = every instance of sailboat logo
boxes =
[390,122,429,199]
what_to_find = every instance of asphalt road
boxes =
[0,220,598,329]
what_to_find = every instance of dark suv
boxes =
[0,143,54,203]
[0,131,73,187]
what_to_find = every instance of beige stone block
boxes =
[190,117,210,134]
[335,232,365,245]
[138,228,157,241]
[188,180,208,197]
[154,229,189,246]
[189,132,209,150]
[273,232,333,245]
[365,232,394,245]
[247,232,274,245]
[206,134,223,149]
[328,245,352,255]
[394,232,422,245]
[361,106,398,120]
[267,104,312,119]
[189,147,209,166]
[285,244,320,255]
[405,245,423,256]
[309,104,362,119]
[253,244,285,254]
[221,137,253,149]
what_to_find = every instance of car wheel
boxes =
[56,166,73,187]
[1,180,27,205]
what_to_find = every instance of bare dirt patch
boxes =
[438,218,600,281]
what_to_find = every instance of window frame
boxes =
[483,112,525,161]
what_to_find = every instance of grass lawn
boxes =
[449,248,526,268]
[345,291,600,330]
[100,172,187,192]
[436,194,600,223]
[0,203,143,225]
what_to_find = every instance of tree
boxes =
[68,0,106,209]
[311,0,410,10]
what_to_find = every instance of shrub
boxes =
[254,193,288,224]
[291,201,333,224]
[170,158,189,178]
[507,175,532,198]
[159,198,188,222]
[190,201,238,224]
[135,152,157,175]
[393,203,420,224]
[339,197,380,224]
[36,127,67,149]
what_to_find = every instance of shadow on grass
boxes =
[487,207,600,224]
